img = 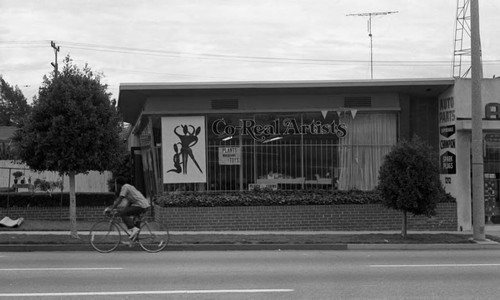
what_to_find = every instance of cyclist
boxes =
[105,177,150,239]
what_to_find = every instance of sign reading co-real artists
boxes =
[212,118,347,142]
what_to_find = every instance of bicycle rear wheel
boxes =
[138,221,169,253]
[89,221,121,253]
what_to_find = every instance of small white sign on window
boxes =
[219,147,241,165]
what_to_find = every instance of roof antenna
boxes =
[347,11,399,79]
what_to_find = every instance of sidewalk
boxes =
[2,220,500,252]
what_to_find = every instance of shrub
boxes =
[0,192,115,208]
[12,171,24,179]
[377,136,454,237]
[156,189,387,207]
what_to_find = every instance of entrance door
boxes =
[131,147,146,196]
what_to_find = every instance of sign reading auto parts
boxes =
[439,96,456,175]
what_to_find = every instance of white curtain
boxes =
[338,113,397,191]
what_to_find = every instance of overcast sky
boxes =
[1,0,499,102]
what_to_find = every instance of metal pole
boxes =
[470,0,485,241]
[50,41,60,78]
[239,135,243,191]
[346,11,398,80]
[369,14,373,79]
[7,168,11,211]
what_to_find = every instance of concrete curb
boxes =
[1,242,499,252]
[347,243,500,250]
[0,244,348,252]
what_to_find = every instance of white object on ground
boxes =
[0,216,24,228]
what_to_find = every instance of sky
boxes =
[0,0,499,102]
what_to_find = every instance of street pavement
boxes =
[2,225,500,252]
[3,249,500,299]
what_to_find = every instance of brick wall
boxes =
[155,203,457,231]
[0,206,106,221]
[1,203,457,231]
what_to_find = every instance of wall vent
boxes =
[344,96,372,107]
[211,99,239,109]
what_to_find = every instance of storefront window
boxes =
[161,111,397,192]
[338,113,397,190]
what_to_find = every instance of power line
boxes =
[1,40,454,65]
[2,39,499,68]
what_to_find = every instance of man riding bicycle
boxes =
[105,177,150,239]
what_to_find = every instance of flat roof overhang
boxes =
[118,78,455,125]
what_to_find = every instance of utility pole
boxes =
[470,0,485,241]
[51,41,60,78]
[347,11,398,79]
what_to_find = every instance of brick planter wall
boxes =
[1,203,457,231]
[0,206,106,222]
[155,203,457,231]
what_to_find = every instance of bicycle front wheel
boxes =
[89,221,121,253]
[138,221,169,253]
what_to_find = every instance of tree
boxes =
[13,56,125,238]
[376,136,448,238]
[107,152,132,193]
[0,76,31,126]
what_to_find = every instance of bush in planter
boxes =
[376,136,454,238]
[155,189,386,207]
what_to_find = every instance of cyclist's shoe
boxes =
[121,240,133,247]
[129,227,140,240]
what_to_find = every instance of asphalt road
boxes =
[1,250,500,299]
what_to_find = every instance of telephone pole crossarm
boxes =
[50,41,60,78]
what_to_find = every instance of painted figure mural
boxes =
[168,125,203,175]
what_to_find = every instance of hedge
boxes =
[0,192,115,208]
[1,189,455,209]
[156,189,456,207]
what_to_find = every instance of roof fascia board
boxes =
[140,107,402,117]
[119,78,455,91]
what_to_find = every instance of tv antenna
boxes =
[347,11,399,79]
[452,0,472,78]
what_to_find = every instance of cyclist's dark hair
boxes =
[116,177,128,186]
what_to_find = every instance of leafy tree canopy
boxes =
[377,136,449,217]
[0,76,31,126]
[13,56,125,175]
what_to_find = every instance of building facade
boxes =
[439,78,500,230]
[118,78,500,231]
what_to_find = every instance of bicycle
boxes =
[89,209,169,253]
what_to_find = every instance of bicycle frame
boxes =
[106,212,143,239]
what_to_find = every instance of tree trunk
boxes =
[401,210,408,238]
[69,171,79,239]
